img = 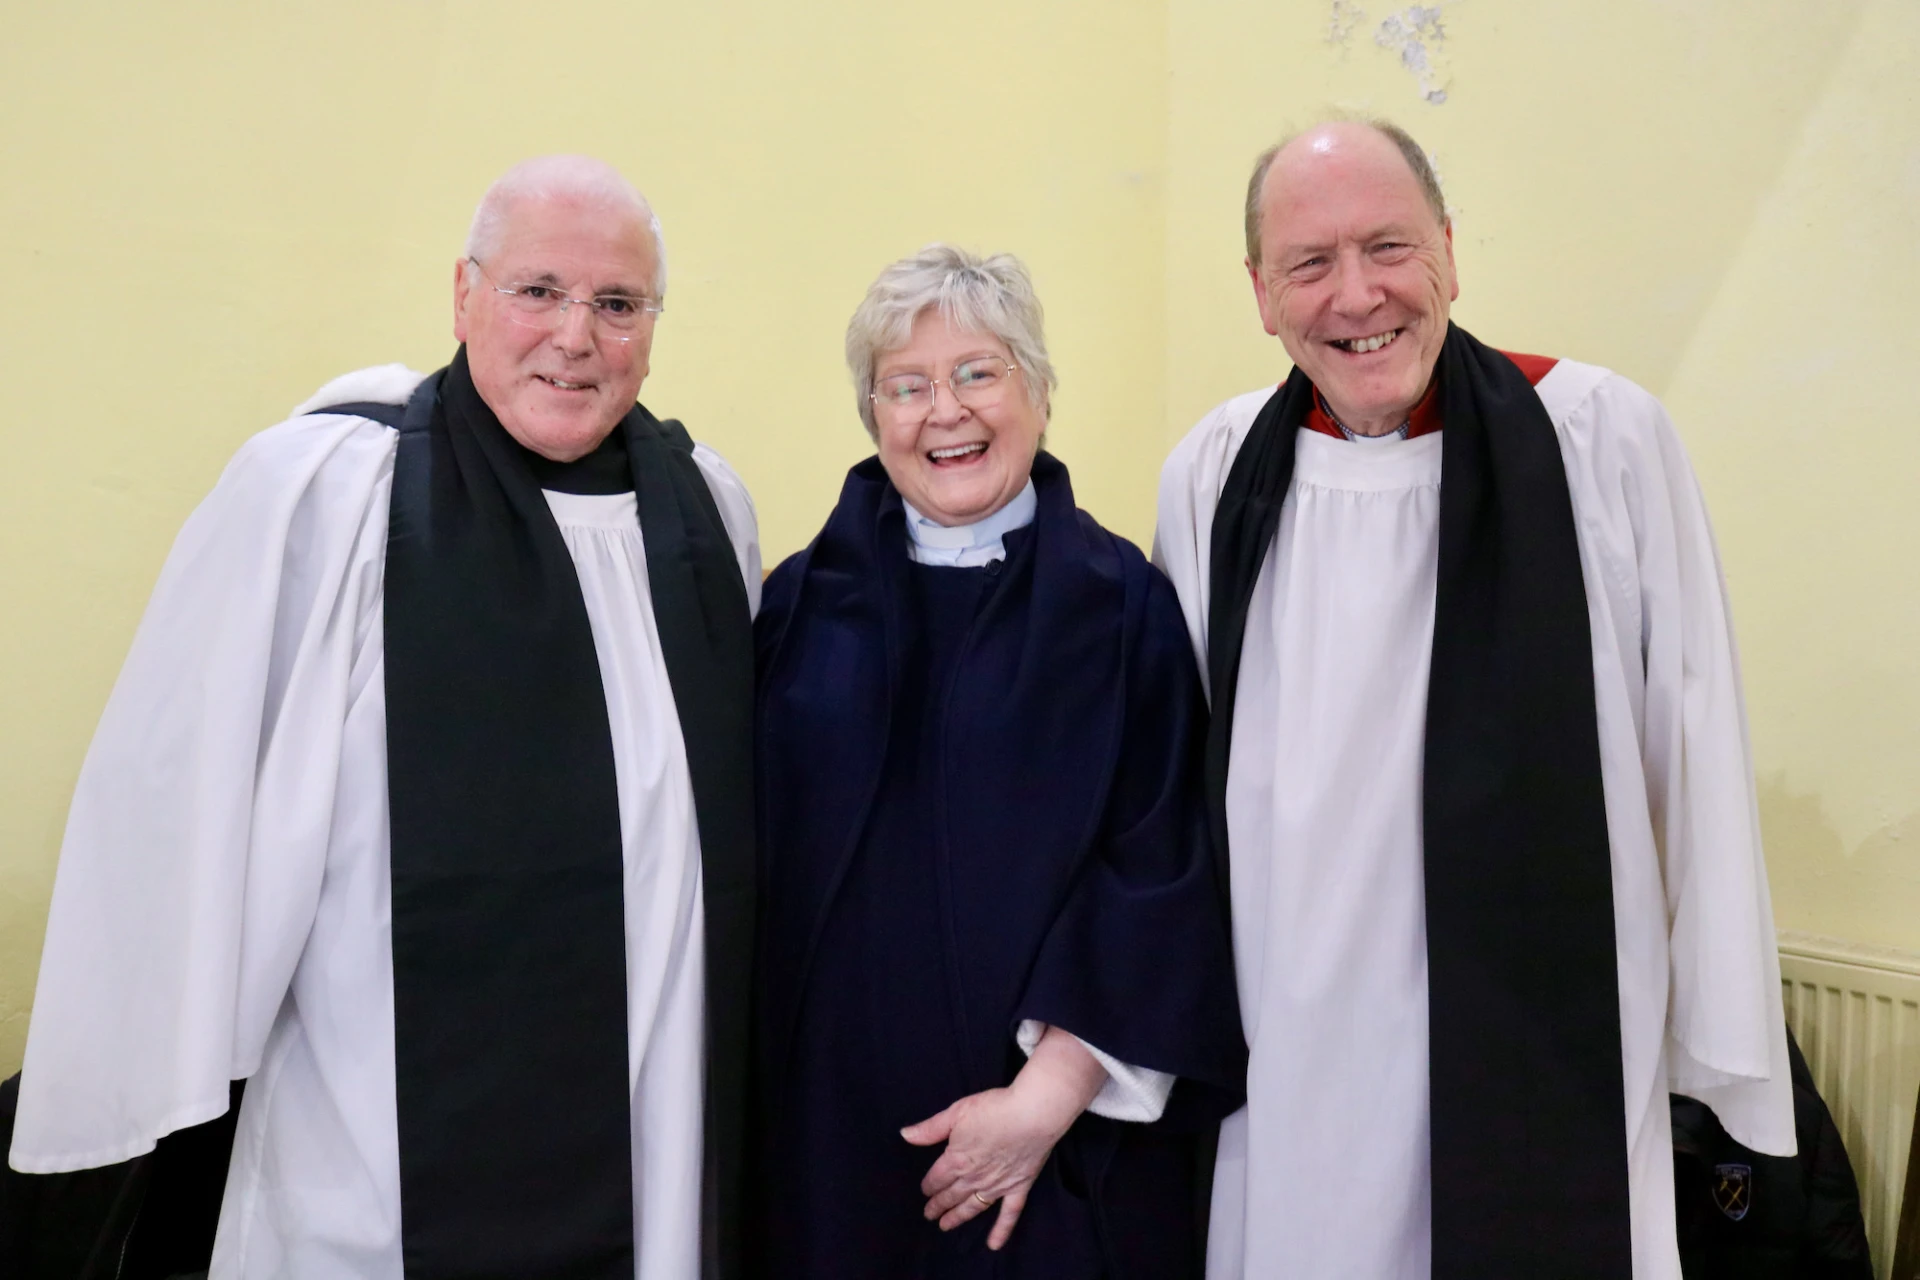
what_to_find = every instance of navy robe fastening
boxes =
[750,454,1245,1280]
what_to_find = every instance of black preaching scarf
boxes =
[381,350,755,1279]
[1204,323,1631,1277]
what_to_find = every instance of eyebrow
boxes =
[504,268,650,297]
[876,349,1006,375]
[1279,224,1425,260]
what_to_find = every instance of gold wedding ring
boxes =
[972,1191,994,1208]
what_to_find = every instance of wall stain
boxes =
[1323,2,1457,104]
[1327,0,1367,49]
[1375,5,1453,104]
[1756,770,1920,953]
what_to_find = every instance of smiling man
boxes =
[8,155,761,1279]
[1154,120,1796,1278]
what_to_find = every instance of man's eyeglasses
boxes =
[871,357,1022,424]
[466,257,662,344]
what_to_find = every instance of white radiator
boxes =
[1778,931,1920,1280]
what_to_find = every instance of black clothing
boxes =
[1,1071,236,1280]
[1673,1030,1873,1279]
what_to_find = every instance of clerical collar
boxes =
[1305,381,1443,442]
[901,480,1037,567]
[516,425,634,495]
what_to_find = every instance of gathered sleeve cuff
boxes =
[1015,1020,1175,1123]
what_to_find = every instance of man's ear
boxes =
[453,257,473,343]
[1443,220,1460,303]
[1247,257,1280,337]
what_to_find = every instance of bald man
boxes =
[9,156,760,1279]
[1154,120,1795,1278]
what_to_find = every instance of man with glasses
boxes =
[8,155,760,1280]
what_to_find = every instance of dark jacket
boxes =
[1,1072,236,1280]
[1672,1029,1873,1279]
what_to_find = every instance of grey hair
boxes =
[1244,116,1447,268]
[845,244,1058,440]
[465,154,668,299]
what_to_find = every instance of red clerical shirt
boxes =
[1302,351,1559,440]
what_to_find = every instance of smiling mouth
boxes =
[928,442,988,465]
[1330,329,1403,354]
[536,374,595,392]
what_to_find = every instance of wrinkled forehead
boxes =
[489,196,656,290]
[1261,155,1435,252]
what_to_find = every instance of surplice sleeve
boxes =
[691,443,762,619]
[1589,373,1797,1157]
[8,407,401,1174]
[1151,389,1270,690]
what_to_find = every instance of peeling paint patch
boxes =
[1327,0,1367,49]
[1375,5,1453,104]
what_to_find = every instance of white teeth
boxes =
[541,376,589,390]
[1340,329,1401,354]
[929,443,987,460]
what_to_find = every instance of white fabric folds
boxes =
[1154,359,1792,1280]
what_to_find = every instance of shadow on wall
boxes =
[1760,772,1919,954]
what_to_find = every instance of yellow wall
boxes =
[1163,0,1920,960]
[1,0,1914,1075]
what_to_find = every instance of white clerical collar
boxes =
[901,480,1037,568]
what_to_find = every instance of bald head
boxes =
[467,154,667,298]
[1244,120,1446,269]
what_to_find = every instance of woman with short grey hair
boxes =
[750,245,1245,1278]
[844,244,1057,439]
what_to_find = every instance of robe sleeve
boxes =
[1014,1020,1175,1122]
[8,410,400,1173]
[1011,563,1247,1124]
[1151,390,1269,690]
[691,443,762,619]
[1581,373,1797,1157]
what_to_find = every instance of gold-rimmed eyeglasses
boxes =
[466,257,662,344]
[870,357,1022,424]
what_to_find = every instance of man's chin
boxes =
[1318,370,1425,420]
[501,408,620,462]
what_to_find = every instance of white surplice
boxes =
[8,365,762,1280]
[1153,359,1794,1280]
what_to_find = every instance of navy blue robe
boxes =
[750,454,1245,1279]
